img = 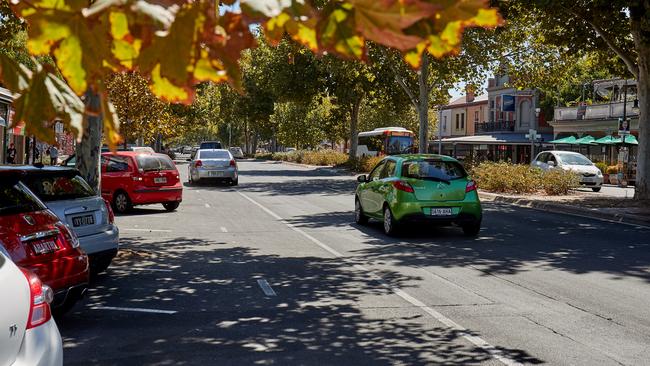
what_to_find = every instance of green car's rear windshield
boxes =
[402,159,467,181]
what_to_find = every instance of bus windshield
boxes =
[387,136,414,154]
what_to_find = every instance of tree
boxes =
[106,72,178,147]
[1,0,501,191]
[496,1,650,199]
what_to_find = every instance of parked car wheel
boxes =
[383,206,398,236]
[163,202,180,211]
[462,220,481,237]
[355,198,368,225]
[592,187,602,192]
[230,178,238,186]
[113,191,132,213]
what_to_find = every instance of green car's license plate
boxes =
[430,208,453,216]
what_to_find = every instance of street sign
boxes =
[54,121,64,134]
[618,117,630,136]
[525,129,540,141]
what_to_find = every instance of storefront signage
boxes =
[502,95,515,112]
[618,117,630,135]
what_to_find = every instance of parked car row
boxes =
[0,149,186,366]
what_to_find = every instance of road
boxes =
[59,159,650,365]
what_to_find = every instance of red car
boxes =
[0,176,89,314]
[101,151,183,213]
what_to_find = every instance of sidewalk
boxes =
[479,190,650,227]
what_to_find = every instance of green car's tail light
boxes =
[392,180,414,193]
[466,180,477,193]
[195,160,203,168]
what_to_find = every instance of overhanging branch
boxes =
[566,6,639,79]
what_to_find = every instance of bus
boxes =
[357,127,415,157]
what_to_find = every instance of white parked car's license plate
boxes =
[430,208,453,216]
[209,171,224,177]
[154,177,167,184]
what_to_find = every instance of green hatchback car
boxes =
[355,154,482,236]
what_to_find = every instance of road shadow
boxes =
[58,235,540,365]
[282,202,650,282]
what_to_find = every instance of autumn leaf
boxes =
[11,65,84,143]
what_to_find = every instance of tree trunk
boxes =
[75,91,102,194]
[632,5,650,199]
[418,53,430,154]
[348,96,362,161]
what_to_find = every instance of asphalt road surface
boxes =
[59,159,650,366]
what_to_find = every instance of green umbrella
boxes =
[575,135,596,145]
[611,135,639,145]
[594,135,617,144]
[549,136,577,144]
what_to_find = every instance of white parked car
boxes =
[531,151,604,192]
[0,248,63,366]
[229,147,245,159]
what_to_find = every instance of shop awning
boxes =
[549,136,577,144]
[593,135,617,144]
[574,135,596,145]
[610,135,639,145]
[439,133,554,145]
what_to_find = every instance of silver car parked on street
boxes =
[188,149,239,186]
[15,166,119,275]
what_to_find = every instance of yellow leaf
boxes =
[150,64,191,103]
[53,36,87,93]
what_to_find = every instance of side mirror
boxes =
[357,175,367,183]
[547,161,555,167]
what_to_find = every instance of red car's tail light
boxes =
[57,223,80,249]
[466,180,477,193]
[103,198,115,224]
[229,159,236,167]
[20,268,52,329]
[392,180,414,193]
[195,160,203,168]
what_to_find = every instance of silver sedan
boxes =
[188,149,238,186]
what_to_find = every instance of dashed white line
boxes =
[125,267,173,272]
[121,228,172,233]
[257,279,277,296]
[237,191,522,366]
[89,306,177,315]
[220,227,228,233]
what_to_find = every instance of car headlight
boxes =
[597,170,603,176]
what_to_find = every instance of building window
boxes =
[461,113,465,130]
[443,116,447,131]
[474,111,479,123]
[455,114,459,130]
[490,99,495,108]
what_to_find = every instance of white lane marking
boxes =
[220,227,228,233]
[257,279,277,296]
[121,228,172,233]
[205,203,211,208]
[237,191,521,366]
[124,267,173,272]
[89,306,177,315]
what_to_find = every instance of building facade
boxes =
[436,74,552,164]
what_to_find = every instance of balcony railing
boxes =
[554,101,638,121]
[475,120,515,133]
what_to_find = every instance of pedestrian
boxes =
[49,145,58,166]
[6,143,17,164]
